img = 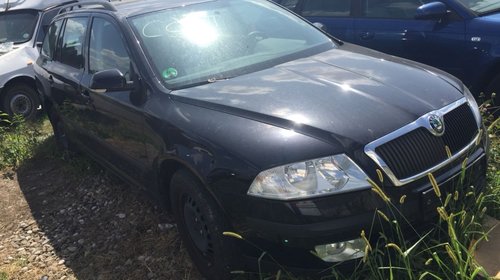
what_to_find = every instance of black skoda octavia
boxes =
[34,0,488,278]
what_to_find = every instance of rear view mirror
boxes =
[91,69,126,92]
[415,1,447,20]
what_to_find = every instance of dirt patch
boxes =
[0,143,201,280]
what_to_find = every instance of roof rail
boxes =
[58,0,116,14]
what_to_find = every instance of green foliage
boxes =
[485,116,500,219]
[0,112,44,169]
[0,271,8,280]
[354,176,489,280]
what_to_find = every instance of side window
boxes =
[41,20,62,59]
[278,0,300,10]
[36,9,59,43]
[89,18,131,81]
[301,0,351,17]
[60,17,88,69]
[362,0,424,19]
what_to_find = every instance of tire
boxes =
[485,74,500,115]
[170,170,233,280]
[1,84,40,120]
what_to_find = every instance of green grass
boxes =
[485,116,500,219]
[0,112,51,170]
[0,271,7,280]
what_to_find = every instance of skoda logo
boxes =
[428,114,445,136]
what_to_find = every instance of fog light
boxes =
[314,238,365,262]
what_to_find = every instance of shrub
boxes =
[0,112,43,169]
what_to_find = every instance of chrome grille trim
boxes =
[364,98,480,186]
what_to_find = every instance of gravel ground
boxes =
[0,149,202,280]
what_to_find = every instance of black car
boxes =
[34,0,488,278]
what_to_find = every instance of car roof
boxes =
[0,0,77,12]
[55,0,216,18]
[115,0,214,17]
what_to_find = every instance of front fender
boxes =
[0,46,38,89]
[142,94,338,216]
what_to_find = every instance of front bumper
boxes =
[220,145,487,271]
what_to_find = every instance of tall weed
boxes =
[0,112,43,169]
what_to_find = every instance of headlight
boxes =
[463,86,482,126]
[247,154,370,200]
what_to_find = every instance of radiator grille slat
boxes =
[374,104,478,180]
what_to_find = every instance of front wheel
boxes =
[1,84,40,120]
[170,170,233,280]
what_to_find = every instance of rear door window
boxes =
[362,0,423,18]
[59,17,88,69]
[36,8,60,43]
[41,20,63,59]
[302,0,352,16]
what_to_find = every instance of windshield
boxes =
[456,0,500,14]
[0,10,38,44]
[129,0,334,89]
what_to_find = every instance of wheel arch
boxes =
[1,75,36,91]
[0,75,37,101]
[158,158,211,211]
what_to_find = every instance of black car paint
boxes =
[34,0,487,271]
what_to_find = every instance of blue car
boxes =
[273,0,500,108]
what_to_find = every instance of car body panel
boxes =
[353,17,466,79]
[0,44,38,88]
[273,0,500,96]
[172,45,462,148]
[0,0,75,11]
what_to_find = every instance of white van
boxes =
[0,0,80,119]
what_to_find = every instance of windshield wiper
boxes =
[169,76,233,90]
[207,76,233,83]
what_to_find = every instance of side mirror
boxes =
[415,1,447,20]
[91,69,126,92]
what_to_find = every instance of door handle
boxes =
[80,89,93,106]
[81,89,90,97]
[359,31,374,40]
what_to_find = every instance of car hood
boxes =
[172,44,464,148]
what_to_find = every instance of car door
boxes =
[353,0,466,77]
[292,0,356,42]
[42,16,90,136]
[77,15,148,186]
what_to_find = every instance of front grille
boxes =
[375,103,478,179]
